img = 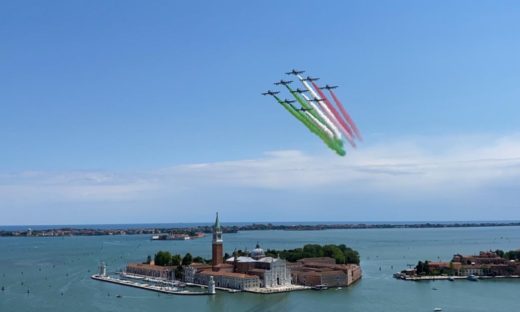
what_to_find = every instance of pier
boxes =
[91,275,214,296]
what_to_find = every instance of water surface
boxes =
[1,226,519,311]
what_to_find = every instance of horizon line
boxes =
[2,219,520,228]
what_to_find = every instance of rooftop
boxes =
[198,269,258,279]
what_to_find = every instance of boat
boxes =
[433,308,443,312]
[467,275,479,281]
[312,284,328,290]
[448,277,455,281]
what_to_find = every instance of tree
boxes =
[182,253,193,266]
[193,256,205,264]
[424,261,431,275]
[171,254,182,266]
[174,265,183,279]
[323,245,346,264]
[416,261,424,274]
[342,247,360,265]
[505,250,520,261]
[303,244,323,258]
[154,251,172,266]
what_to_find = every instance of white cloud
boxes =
[1,133,520,223]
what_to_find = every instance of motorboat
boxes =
[467,274,479,281]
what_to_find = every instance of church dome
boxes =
[250,243,265,260]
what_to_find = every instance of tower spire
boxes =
[211,212,223,267]
[214,212,221,230]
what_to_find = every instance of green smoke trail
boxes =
[284,85,345,153]
[271,95,346,156]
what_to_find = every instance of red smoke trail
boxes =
[310,81,356,147]
[328,89,363,141]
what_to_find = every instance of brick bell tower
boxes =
[212,212,223,267]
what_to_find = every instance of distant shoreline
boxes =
[1,221,520,238]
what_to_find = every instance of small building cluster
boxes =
[450,251,520,276]
[400,251,520,278]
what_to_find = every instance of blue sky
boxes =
[1,1,520,225]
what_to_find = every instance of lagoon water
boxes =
[1,226,519,311]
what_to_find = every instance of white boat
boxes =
[433,308,443,312]
[467,274,479,281]
[312,284,328,290]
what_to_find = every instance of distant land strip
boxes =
[1,222,520,237]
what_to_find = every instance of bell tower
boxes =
[212,212,223,267]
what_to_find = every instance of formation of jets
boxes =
[262,69,362,156]
[263,70,338,103]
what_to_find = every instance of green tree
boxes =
[342,248,360,265]
[424,261,431,275]
[303,244,323,258]
[182,253,193,266]
[323,245,346,264]
[174,265,183,279]
[193,256,205,263]
[171,254,182,266]
[154,251,172,266]
[416,261,424,274]
[505,250,520,261]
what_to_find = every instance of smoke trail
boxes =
[271,95,345,156]
[296,75,355,147]
[300,92,341,139]
[328,89,363,141]
[310,81,357,148]
[284,85,345,150]
[304,109,334,139]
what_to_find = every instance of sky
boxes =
[1,0,520,225]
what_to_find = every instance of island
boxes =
[92,213,362,295]
[4,221,520,238]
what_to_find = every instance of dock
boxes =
[185,282,241,293]
[244,285,310,294]
[91,275,213,296]
[184,282,309,294]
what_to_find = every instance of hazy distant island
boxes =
[2,221,520,238]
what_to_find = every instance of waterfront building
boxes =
[451,251,520,276]
[225,244,292,288]
[125,263,175,280]
[399,250,520,278]
[288,257,362,287]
